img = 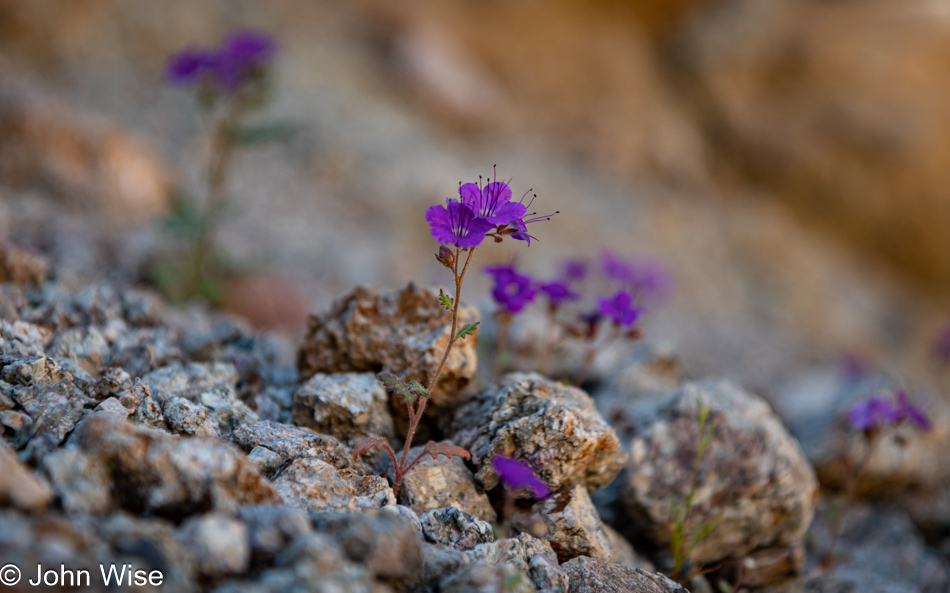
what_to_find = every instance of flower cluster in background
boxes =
[848,390,931,432]
[482,249,669,383]
[167,30,275,98]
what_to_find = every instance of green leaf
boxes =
[438,289,454,310]
[456,322,479,340]
[408,381,429,398]
[377,372,417,405]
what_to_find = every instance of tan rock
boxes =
[293,372,395,445]
[447,373,627,494]
[297,283,478,409]
[623,379,818,568]
[515,484,612,563]
[0,439,51,511]
[273,449,395,512]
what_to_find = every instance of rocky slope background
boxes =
[2,1,950,592]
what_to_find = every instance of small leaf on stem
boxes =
[438,289,454,310]
[421,440,471,461]
[456,322,479,340]
[377,372,417,405]
[353,436,391,460]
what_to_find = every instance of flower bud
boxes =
[435,246,455,268]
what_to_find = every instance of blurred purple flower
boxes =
[539,280,580,308]
[560,258,588,284]
[485,264,537,314]
[427,200,494,248]
[492,455,550,500]
[600,250,633,284]
[460,181,526,225]
[215,30,276,91]
[848,397,898,431]
[848,391,930,432]
[600,250,669,300]
[894,390,931,431]
[166,48,217,85]
[598,290,642,327]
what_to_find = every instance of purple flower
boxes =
[598,290,642,327]
[485,264,537,314]
[894,390,931,431]
[600,250,634,284]
[560,258,588,284]
[459,181,527,225]
[629,258,670,300]
[426,200,494,248]
[166,48,218,85]
[214,30,276,91]
[848,397,898,431]
[492,455,550,500]
[539,280,580,308]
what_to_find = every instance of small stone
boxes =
[130,383,166,429]
[42,448,112,514]
[292,372,395,444]
[163,395,220,437]
[468,532,566,593]
[179,514,251,578]
[70,413,280,518]
[109,328,183,378]
[94,366,132,400]
[297,283,479,408]
[94,396,130,421]
[440,561,538,593]
[379,442,496,522]
[0,440,51,511]
[46,326,109,376]
[515,484,612,563]
[447,372,627,494]
[622,379,818,568]
[12,379,94,450]
[0,320,50,357]
[231,421,369,472]
[0,355,66,386]
[273,450,394,511]
[237,505,313,562]
[248,446,284,474]
[560,557,687,593]
[0,240,48,285]
[421,507,494,550]
[311,508,424,580]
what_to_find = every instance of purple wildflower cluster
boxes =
[848,390,931,432]
[167,30,275,94]
[426,172,556,248]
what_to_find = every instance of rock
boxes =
[255,532,383,593]
[179,514,251,579]
[311,508,424,580]
[0,320,49,357]
[129,382,167,429]
[109,328,183,378]
[292,372,395,444]
[297,283,479,407]
[420,507,495,550]
[248,446,284,474]
[141,361,240,404]
[237,505,313,563]
[468,533,567,593]
[93,396,129,421]
[46,326,109,376]
[96,513,198,592]
[12,379,94,456]
[230,420,370,472]
[0,241,48,285]
[622,379,818,568]
[440,561,538,593]
[378,442,496,522]
[273,449,394,511]
[515,484,612,563]
[70,413,280,518]
[715,544,804,590]
[1,355,67,386]
[163,395,220,437]
[199,385,259,434]
[447,372,626,494]
[560,557,687,593]
[0,440,51,511]
[94,366,132,399]
[42,448,112,514]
